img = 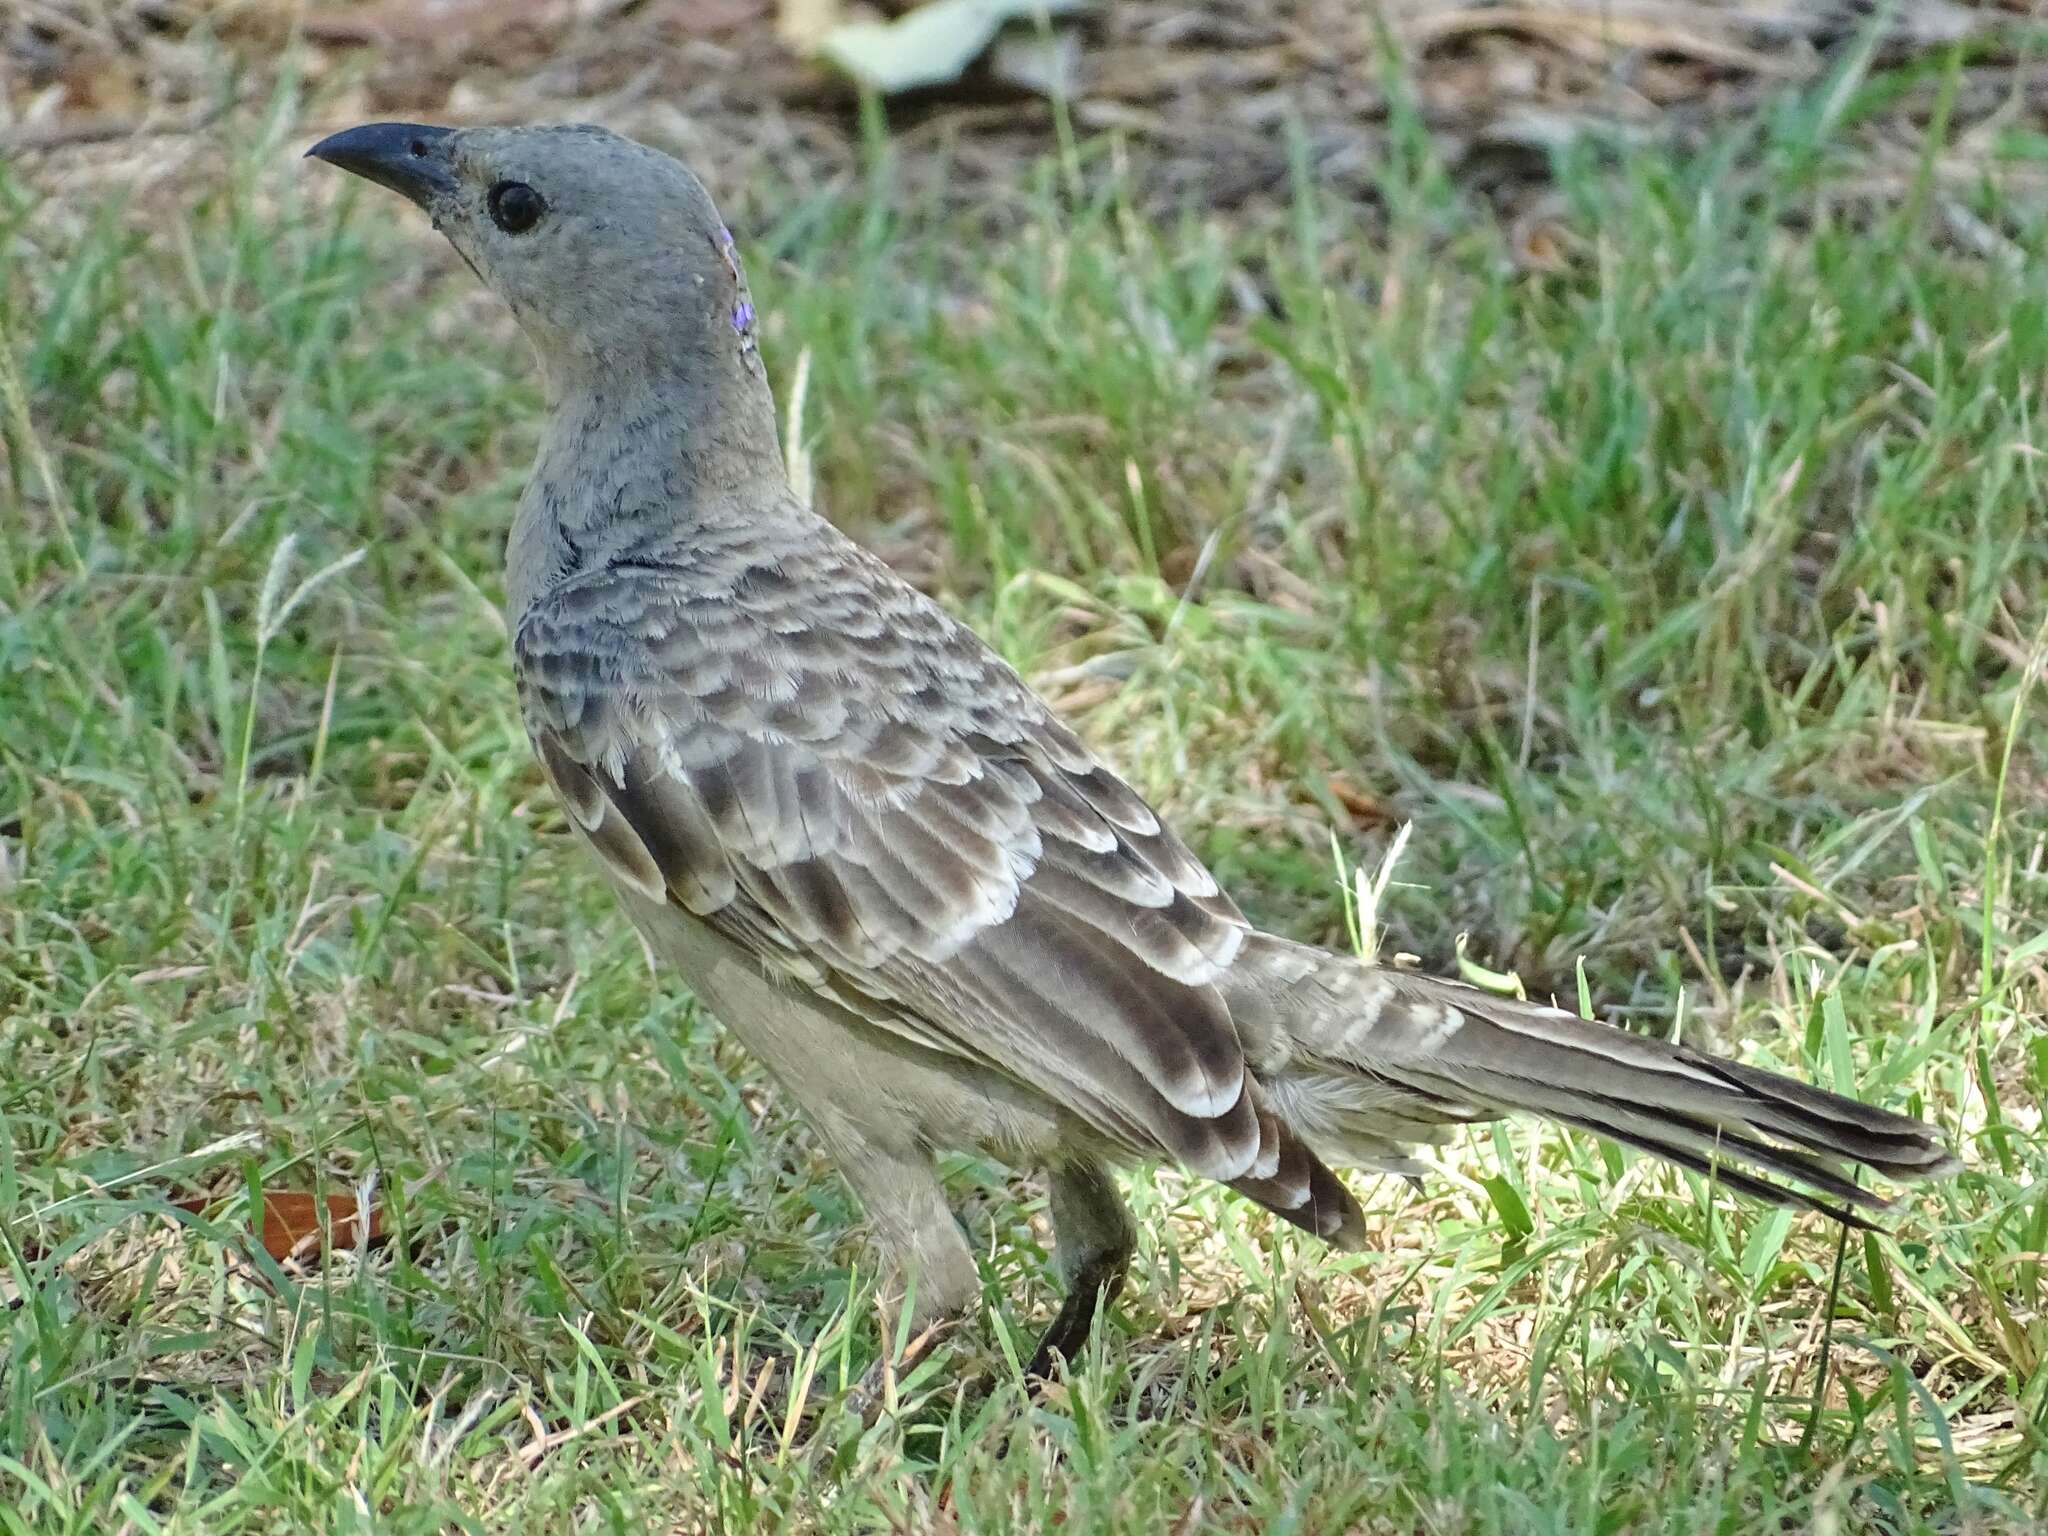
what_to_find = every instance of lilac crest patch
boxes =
[711,225,758,359]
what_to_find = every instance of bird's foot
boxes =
[1023,1257,1124,1384]
[844,1315,958,1426]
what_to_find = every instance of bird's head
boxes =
[307,121,761,397]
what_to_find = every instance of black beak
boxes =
[306,122,460,209]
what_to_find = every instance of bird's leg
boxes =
[1026,1160,1137,1380]
[684,961,986,1415]
[807,1120,980,1420]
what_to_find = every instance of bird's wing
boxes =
[513,519,1274,1180]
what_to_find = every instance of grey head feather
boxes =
[342,123,786,612]
[437,125,769,397]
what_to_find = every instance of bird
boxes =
[307,121,1960,1381]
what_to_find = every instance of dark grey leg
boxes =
[1026,1160,1137,1379]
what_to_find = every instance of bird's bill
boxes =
[305,122,459,210]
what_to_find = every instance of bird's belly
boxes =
[607,881,1074,1166]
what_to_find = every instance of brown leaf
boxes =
[651,0,771,40]
[1326,773,1395,828]
[301,0,568,47]
[174,1191,385,1263]
[1510,215,1575,274]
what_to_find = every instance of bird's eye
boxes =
[488,181,546,234]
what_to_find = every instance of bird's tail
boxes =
[1234,936,1960,1225]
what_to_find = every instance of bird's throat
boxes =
[505,361,785,620]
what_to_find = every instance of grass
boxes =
[1,59,2045,1535]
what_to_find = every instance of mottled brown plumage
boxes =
[310,121,1960,1380]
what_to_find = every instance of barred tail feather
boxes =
[1237,937,1960,1222]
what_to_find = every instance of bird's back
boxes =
[512,493,1372,1241]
